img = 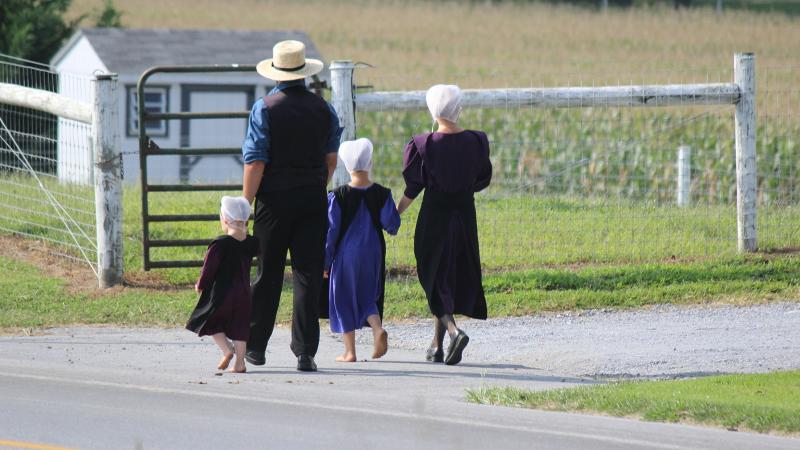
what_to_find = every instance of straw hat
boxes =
[256,40,323,81]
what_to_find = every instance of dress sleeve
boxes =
[196,240,223,291]
[380,194,401,236]
[324,192,342,271]
[402,138,425,199]
[474,131,492,193]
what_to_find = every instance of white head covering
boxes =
[220,196,251,232]
[426,84,462,124]
[338,138,373,173]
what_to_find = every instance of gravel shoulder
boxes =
[376,301,800,380]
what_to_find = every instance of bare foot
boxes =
[217,352,234,370]
[335,353,357,362]
[228,362,246,373]
[372,329,388,359]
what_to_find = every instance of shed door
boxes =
[180,85,254,183]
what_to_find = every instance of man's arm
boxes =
[243,161,265,204]
[325,103,343,185]
[241,99,269,203]
[326,153,338,185]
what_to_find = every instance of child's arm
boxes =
[381,195,401,236]
[323,193,342,273]
[195,240,223,294]
[473,131,492,193]
[400,138,424,210]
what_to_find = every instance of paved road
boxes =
[0,306,798,449]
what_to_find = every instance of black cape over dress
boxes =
[411,133,489,320]
[319,184,391,321]
[186,235,259,334]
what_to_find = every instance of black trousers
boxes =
[248,186,327,357]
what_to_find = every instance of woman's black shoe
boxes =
[445,331,469,365]
[426,346,444,363]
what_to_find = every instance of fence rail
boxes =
[332,53,759,257]
[0,53,122,287]
[355,83,741,112]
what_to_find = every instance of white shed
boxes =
[50,28,327,185]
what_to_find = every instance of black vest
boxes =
[258,86,331,194]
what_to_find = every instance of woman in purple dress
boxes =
[397,85,492,366]
[187,196,259,373]
[325,138,401,362]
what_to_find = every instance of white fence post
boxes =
[734,53,757,253]
[330,60,356,188]
[92,73,123,288]
[677,145,691,207]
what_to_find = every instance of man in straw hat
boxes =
[241,40,342,372]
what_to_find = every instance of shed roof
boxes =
[52,28,325,76]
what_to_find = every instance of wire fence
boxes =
[0,54,98,272]
[350,62,800,270]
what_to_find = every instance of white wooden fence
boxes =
[0,74,123,287]
[330,53,758,253]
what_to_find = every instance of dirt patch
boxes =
[761,247,800,256]
[0,235,97,294]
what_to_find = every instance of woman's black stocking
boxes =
[438,314,459,338]
[432,317,446,350]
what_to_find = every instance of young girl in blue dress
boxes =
[324,138,401,362]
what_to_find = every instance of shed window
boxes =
[127,86,169,137]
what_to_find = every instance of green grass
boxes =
[3,250,800,329]
[385,256,800,318]
[0,255,294,329]
[3,172,800,286]
[466,371,800,434]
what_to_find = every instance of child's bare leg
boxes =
[229,340,247,373]
[211,333,234,370]
[367,314,388,359]
[335,332,357,362]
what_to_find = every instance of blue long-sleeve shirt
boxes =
[242,79,343,164]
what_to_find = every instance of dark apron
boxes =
[414,189,487,320]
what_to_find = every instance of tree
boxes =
[96,0,123,28]
[0,0,79,63]
[0,0,123,63]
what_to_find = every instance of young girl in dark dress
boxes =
[187,196,259,373]
[398,84,492,366]
[325,138,401,362]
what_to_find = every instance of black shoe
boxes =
[445,330,469,366]
[297,354,317,372]
[245,350,265,366]
[426,346,444,363]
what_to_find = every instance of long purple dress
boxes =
[403,130,492,319]
[325,185,401,333]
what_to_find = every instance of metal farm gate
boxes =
[137,65,324,270]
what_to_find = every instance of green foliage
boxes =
[0,0,79,62]
[95,0,123,28]
[0,0,124,63]
[467,371,800,434]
